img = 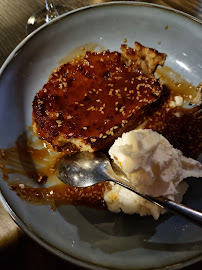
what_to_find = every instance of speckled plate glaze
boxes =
[0,2,202,269]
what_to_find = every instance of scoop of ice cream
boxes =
[104,129,202,219]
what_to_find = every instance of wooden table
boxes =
[0,1,201,269]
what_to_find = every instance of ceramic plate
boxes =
[0,2,202,269]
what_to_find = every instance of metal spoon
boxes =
[56,151,202,227]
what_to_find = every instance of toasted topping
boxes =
[33,44,165,152]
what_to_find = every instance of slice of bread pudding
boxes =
[32,42,166,152]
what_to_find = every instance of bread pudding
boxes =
[32,42,166,152]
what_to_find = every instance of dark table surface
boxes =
[0,0,202,269]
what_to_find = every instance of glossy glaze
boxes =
[33,50,162,151]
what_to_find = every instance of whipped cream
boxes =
[104,129,202,219]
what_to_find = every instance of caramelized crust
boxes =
[121,42,167,74]
[32,43,166,152]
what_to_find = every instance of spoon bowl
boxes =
[57,151,112,188]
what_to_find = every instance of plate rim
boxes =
[0,1,202,75]
[0,1,202,269]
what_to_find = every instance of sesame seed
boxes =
[83,59,89,66]
[137,83,146,90]
[37,100,44,105]
[56,120,62,127]
[109,90,113,96]
[120,106,125,112]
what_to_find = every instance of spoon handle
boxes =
[112,179,202,227]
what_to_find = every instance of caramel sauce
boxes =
[0,62,201,210]
[156,66,198,101]
[10,183,106,211]
[147,66,202,159]
[58,42,105,66]
[0,133,107,210]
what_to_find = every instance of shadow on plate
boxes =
[57,177,202,253]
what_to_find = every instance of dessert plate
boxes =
[0,2,202,269]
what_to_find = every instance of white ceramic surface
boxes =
[0,2,202,269]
